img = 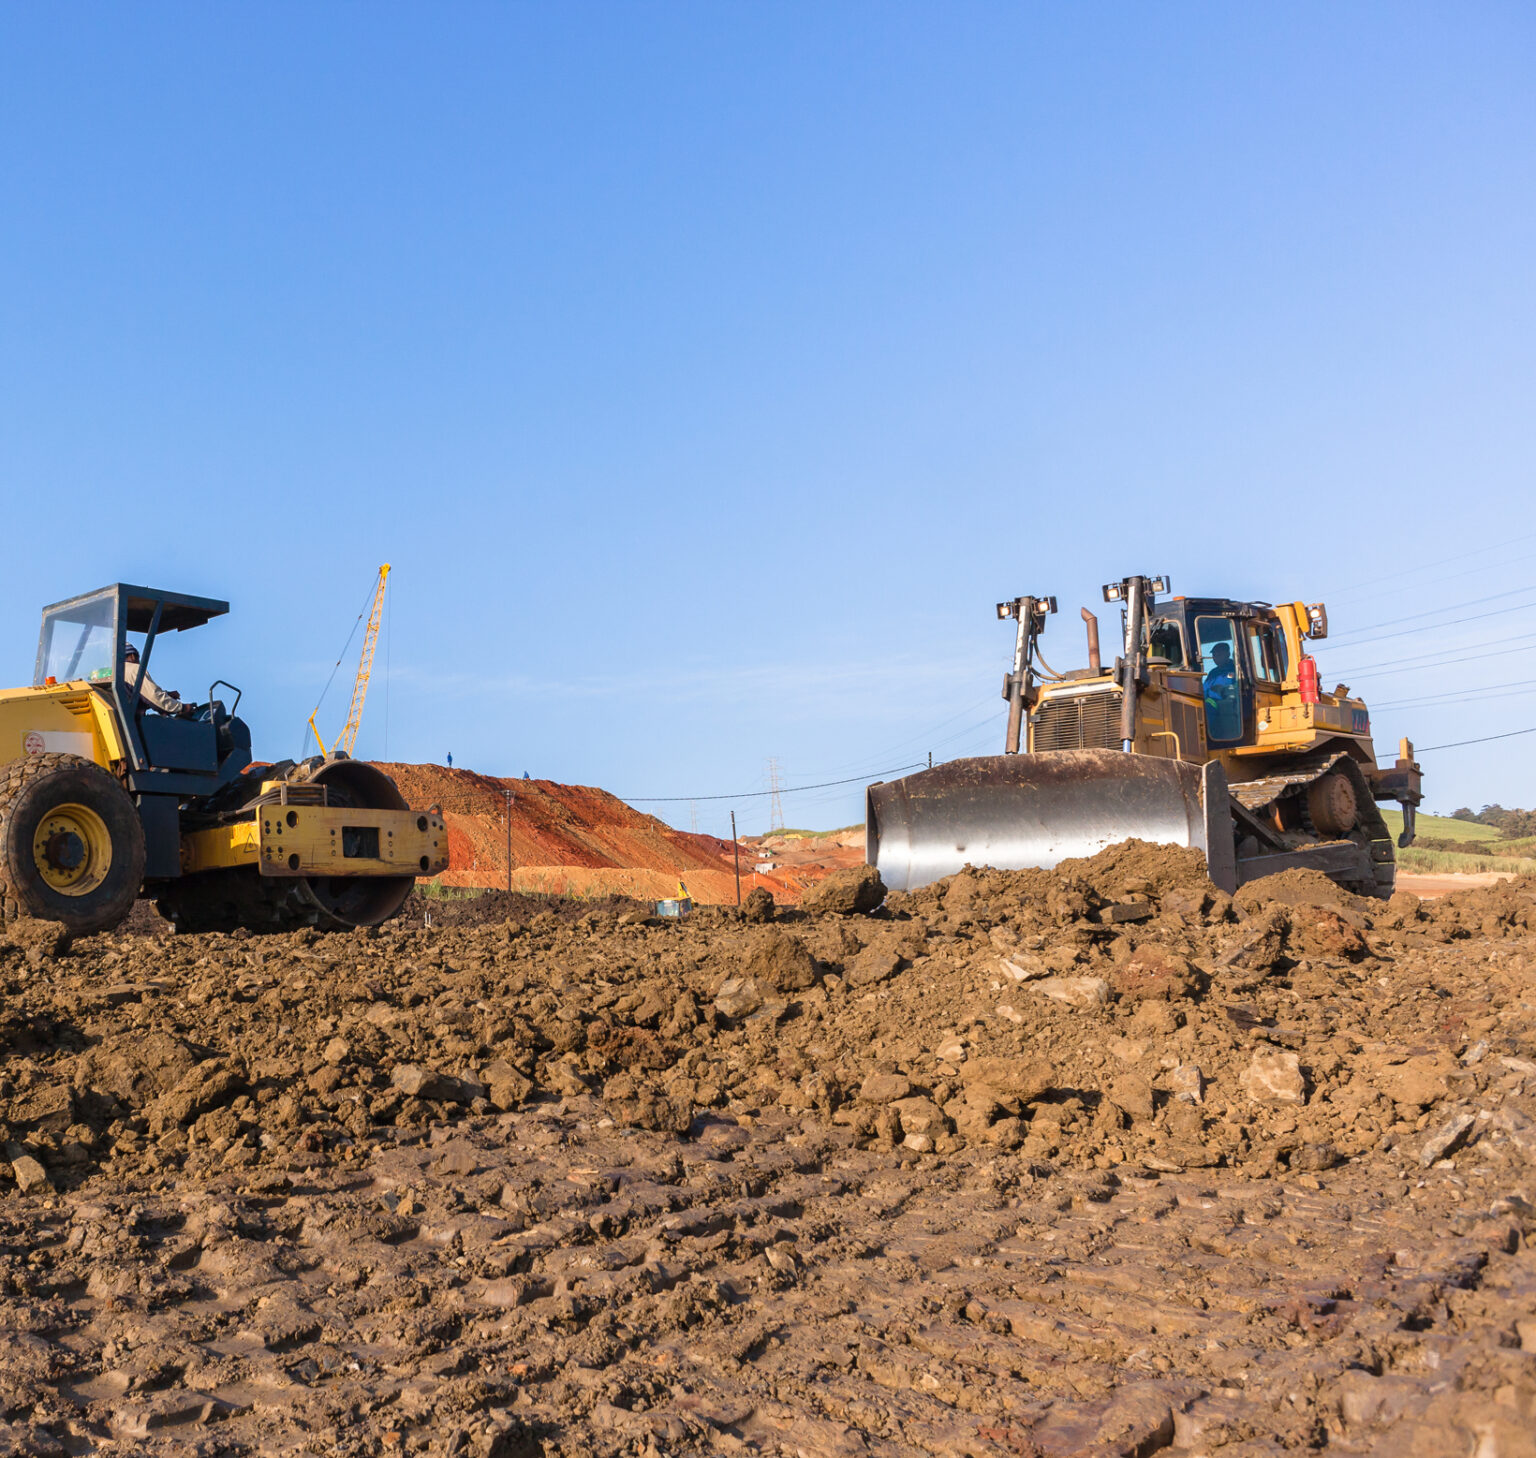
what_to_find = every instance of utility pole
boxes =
[766,757,785,832]
[730,810,741,911]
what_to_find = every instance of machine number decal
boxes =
[1351,709,1370,735]
[23,732,44,756]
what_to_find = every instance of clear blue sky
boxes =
[2,4,1532,835]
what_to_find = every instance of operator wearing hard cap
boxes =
[1203,640,1241,739]
[1203,641,1236,700]
[124,644,196,719]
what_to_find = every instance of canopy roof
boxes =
[41,584,230,634]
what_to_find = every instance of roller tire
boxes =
[0,753,146,936]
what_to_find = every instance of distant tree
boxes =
[1498,809,1536,839]
[1451,807,1477,821]
[1478,804,1511,827]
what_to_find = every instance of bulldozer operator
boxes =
[1203,640,1241,739]
[123,643,196,719]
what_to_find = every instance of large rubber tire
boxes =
[0,753,146,936]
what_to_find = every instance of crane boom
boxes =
[308,564,391,758]
[337,564,390,756]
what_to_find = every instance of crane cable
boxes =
[305,568,388,756]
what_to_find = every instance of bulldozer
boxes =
[867,575,1423,898]
[0,583,447,936]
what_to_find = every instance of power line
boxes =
[1325,528,1536,604]
[1325,583,1536,643]
[926,710,1006,754]
[1327,629,1536,680]
[1323,597,1536,650]
[621,760,928,803]
[794,694,997,778]
[1372,676,1536,711]
[1416,726,1536,753]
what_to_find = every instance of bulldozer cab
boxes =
[34,585,250,786]
[1140,598,1293,752]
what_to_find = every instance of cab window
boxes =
[1147,619,1187,667]
[35,594,116,686]
[1196,616,1243,742]
[1245,622,1285,684]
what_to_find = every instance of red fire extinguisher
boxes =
[1298,654,1320,705]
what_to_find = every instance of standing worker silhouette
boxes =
[447,752,453,768]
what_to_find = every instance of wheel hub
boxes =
[1306,772,1359,837]
[43,829,86,871]
[32,803,113,895]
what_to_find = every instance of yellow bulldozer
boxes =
[0,583,447,936]
[867,575,1423,898]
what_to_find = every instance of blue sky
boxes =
[2,4,1533,835]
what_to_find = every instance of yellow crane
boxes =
[309,564,391,757]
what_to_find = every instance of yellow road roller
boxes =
[0,583,446,935]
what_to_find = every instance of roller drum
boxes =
[157,756,418,933]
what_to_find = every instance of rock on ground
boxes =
[800,863,885,915]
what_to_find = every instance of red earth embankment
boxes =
[373,763,833,905]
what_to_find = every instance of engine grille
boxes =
[1032,689,1122,751]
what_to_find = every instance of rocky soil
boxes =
[2,844,1535,1455]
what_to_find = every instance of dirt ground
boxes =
[1397,871,1517,899]
[2,846,1536,1456]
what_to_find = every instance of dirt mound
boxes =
[1233,866,1355,914]
[1,848,1535,1453]
[373,762,825,906]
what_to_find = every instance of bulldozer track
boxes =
[1229,750,1395,897]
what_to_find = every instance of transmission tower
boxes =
[688,800,698,834]
[766,756,785,832]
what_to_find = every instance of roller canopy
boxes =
[39,584,229,634]
[866,750,1236,893]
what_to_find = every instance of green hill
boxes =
[1380,808,1503,842]
[1376,807,1536,875]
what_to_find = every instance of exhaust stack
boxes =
[1081,607,1101,676]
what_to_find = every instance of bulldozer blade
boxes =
[867,749,1235,893]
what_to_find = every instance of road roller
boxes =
[0,583,446,935]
